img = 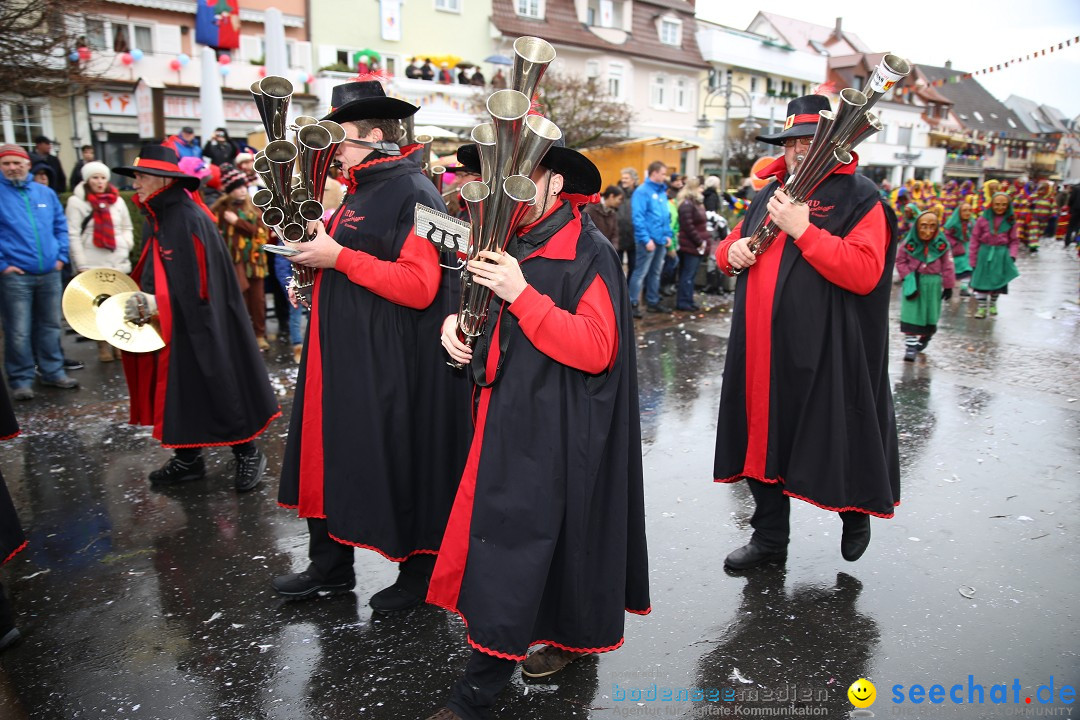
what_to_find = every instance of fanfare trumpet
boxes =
[417,36,560,369]
[730,54,910,275]
[250,76,345,307]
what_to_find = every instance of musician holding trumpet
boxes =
[273,80,471,614]
[427,136,650,720]
[713,93,902,571]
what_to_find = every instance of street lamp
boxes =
[696,81,760,193]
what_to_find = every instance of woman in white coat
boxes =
[65,161,134,362]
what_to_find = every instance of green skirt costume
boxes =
[901,272,943,332]
[970,245,1019,292]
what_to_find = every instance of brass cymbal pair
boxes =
[62,269,165,353]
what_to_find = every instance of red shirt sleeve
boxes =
[333,231,441,309]
[793,203,888,295]
[715,221,744,276]
[508,275,618,374]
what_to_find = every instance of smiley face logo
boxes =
[848,678,876,708]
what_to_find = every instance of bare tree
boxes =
[467,71,633,149]
[0,0,97,98]
[535,72,633,149]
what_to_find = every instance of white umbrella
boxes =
[199,46,226,147]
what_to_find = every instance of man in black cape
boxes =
[273,81,471,613]
[113,145,280,492]
[427,140,650,720]
[712,95,900,571]
[0,383,27,651]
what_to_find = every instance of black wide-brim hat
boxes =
[457,137,602,196]
[322,80,419,124]
[112,144,199,191]
[756,94,831,146]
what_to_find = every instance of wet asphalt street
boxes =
[0,246,1077,720]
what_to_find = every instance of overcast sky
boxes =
[697,1,1080,119]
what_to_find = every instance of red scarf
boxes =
[86,186,118,250]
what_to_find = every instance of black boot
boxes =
[369,554,436,614]
[917,335,932,353]
[149,453,206,486]
[903,344,919,362]
[840,512,871,561]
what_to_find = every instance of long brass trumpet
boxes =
[731,54,910,275]
[251,76,344,307]
[443,36,559,367]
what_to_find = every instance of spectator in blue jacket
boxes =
[628,160,672,317]
[163,126,203,160]
[0,144,79,400]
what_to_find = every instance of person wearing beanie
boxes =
[210,168,270,349]
[233,153,257,188]
[65,161,135,362]
[110,144,279,492]
[0,144,79,400]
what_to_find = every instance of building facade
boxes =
[1,0,315,177]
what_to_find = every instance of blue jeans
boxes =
[628,243,666,307]
[288,304,306,345]
[677,252,703,309]
[0,270,64,387]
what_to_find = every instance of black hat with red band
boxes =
[112,144,200,191]
[755,94,831,146]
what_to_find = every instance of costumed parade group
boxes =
[0,39,1064,718]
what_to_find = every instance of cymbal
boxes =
[62,269,140,341]
[96,292,166,353]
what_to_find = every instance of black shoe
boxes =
[632,305,643,319]
[369,584,423,614]
[272,571,355,599]
[370,555,433,614]
[149,454,206,486]
[647,303,672,314]
[917,335,932,353]
[63,357,85,371]
[39,375,78,389]
[841,514,871,561]
[232,448,267,493]
[660,284,676,297]
[903,345,918,362]
[676,304,700,311]
[724,541,787,571]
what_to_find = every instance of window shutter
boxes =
[154,24,182,56]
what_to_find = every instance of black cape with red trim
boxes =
[713,169,901,516]
[0,384,27,566]
[428,202,650,661]
[121,183,279,447]
[278,146,471,560]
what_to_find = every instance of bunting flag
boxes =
[896,35,1078,96]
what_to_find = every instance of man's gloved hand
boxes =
[123,292,158,326]
[941,288,953,301]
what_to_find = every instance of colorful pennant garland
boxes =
[896,35,1078,96]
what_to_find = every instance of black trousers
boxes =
[306,517,355,582]
[749,479,866,549]
[0,580,12,633]
[447,650,517,720]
